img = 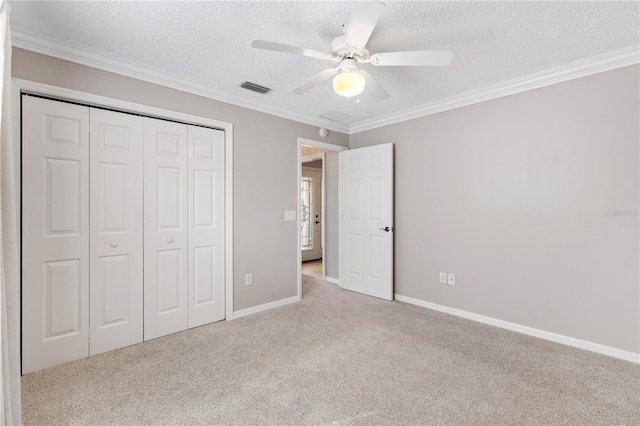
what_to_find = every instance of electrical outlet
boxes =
[245,273,253,286]
[447,273,455,286]
[439,272,447,284]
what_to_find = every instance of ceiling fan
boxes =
[251,1,454,102]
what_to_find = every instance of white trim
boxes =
[11,81,21,268]
[11,25,638,135]
[296,142,302,302]
[11,25,349,134]
[224,125,234,321]
[324,277,340,285]
[14,79,228,130]
[338,151,344,288]
[299,138,348,152]
[232,296,299,320]
[297,138,347,301]
[394,294,640,364]
[350,45,640,134]
[12,78,235,323]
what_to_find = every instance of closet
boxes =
[21,95,225,374]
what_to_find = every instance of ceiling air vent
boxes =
[319,110,351,122]
[240,81,271,94]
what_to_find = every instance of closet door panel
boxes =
[22,96,90,374]
[144,117,188,340]
[187,125,225,328]
[89,109,144,355]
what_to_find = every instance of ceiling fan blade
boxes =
[345,1,385,51]
[290,67,340,95]
[370,50,454,67]
[251,40,333,61]
[359,70,389,102]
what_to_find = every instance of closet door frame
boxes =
[12,79,235,372]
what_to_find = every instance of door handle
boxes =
[379,226,392,232]
[314,221,320,224]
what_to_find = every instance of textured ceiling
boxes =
[9,1,640,130]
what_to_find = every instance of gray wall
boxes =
[323,151,339,279]
[12,48,349,312]
[13,48,639,353]
[350,65,640,353]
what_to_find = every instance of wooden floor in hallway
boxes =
[301,259,322,278]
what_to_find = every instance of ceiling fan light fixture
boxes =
[251,2,452,102]
[333,71,365,98]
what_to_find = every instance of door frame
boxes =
[296,138,347,301]
[301,155,324,264]
[11,78,236,333]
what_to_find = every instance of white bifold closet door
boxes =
[22,96,90,374]
[143,118,189,340]
[187,125,225,328]
[22,97,145,373]
[22,96,225,372]
[89,109,144,355]
[143,118,225,340]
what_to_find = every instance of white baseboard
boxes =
[325,276,340,285]
[394,294,640,364]
[233,296,299,320]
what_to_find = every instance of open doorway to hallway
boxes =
[301,150,324,278]
[301,152,323,263]
[297,139,347,299]
[301,260,323,279]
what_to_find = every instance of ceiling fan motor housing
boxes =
[331,35,370,62]
[341,58,359,72]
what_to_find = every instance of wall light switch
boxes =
[447,274,455,286]
[439,272,447,284]
[245,273,253,286]
[284,210,296,221]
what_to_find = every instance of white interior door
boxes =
[89,108,144,355]
[340,143,394,300]
[187,125,225,328]
[301,167,322,261]
[21,96,90,374]
[143,117,188,340]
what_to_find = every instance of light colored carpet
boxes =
[22,275,640,425]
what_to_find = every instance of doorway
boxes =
[296,139,395,303]
[302,157,323,261]
[301,153,323,279]
[301,260,323,279]
[297,138,347,300]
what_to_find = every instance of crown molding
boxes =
[11,25,638,136]
[10,25,351,134]
[349,44,640,134]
